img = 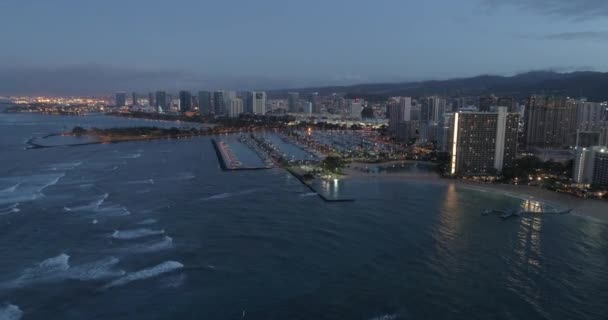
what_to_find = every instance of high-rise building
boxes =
[213,91,226,115]
[525,95,578,149]
[497,96,515,112]
[254,91,266,115]
[388,97,412,131]
[228,98,243,118]
[115,92,126,107]
[348,99,364,120]
[307,92,320,113]
[148,92,155,107]
[288,92,300,113]
[573,146,608,186]
[179,91,192,113]
[449,107,519,175]
[198,91,212,115]
[155,91,167,113]
[576,101,607,132]
[132,92,138,106]
[421,97,446,122]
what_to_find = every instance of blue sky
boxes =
[1,0,608,94]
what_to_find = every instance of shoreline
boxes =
[341,166,608,222]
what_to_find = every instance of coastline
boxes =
[341,165,608,222]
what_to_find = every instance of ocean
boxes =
[0,108,606,320]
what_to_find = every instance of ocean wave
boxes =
[64,193,109,212]
[112,229,165,240]
[1,254,124,289]
[117,236,173,254]
[64,194,130,217]
[102,261,184,289]
[0,303,23,320]
[159,273,187,289]
[136,218,158,225]
[201,193,231,201]
[300,192,318,197]
[46,161,82,171]
[0,203,20,216]
[0,173,64,205]
[0,183,21,193]
[120,153,142,159]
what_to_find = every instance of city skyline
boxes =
[2,0,608,95]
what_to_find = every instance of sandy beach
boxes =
[343,163,608,222]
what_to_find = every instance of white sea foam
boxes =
[0,183,20,193]
[0,303,23,320]
[64,194,130,217]
[118,236,173,253]
[112,229,165,240]
[0,203,20,215]
[126,179,154,185]
[300,192,318,197]
[102,261,184,289]
[1,254,125,289]
[0,173,64,205]
[64,193,109,212]
[202,193,231,201]
[120,153,141,159]
[136,218,158,225]
[46,161,82,171]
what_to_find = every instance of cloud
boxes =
[521,31,608,40]
[482,0,608,19]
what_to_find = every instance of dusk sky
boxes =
[1,0,608,94]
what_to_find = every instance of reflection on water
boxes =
[521,199,544,213]
[319,178,341,200]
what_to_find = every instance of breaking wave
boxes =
[0,173,64,205]
[1,254,124,289]
[300,192,318,197]
[202,193,231,201]
[46,161,82,171]
[102,261,184,289]
[112,229,165,240]
[0,203,20,215]
[64,194,130,217]
[0,303,22,320]
[117,236,173,254]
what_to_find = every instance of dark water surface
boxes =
[0,110,607,320]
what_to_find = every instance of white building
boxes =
[229,98,243,118]
[573,146,608,185]
[252,91,266,115]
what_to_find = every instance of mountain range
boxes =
[268,71,608,102]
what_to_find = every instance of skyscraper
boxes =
[421,97,446,122]
[479,95,498,112]
[148,92,155,107]
[388,97,412,131]
[198,91,212,116]
[115,92,126,107]
[288,92,300,113]
[132,92,138,106]
[307,92,320,113]
[228,98,243,118]
[155,91,167,113]
[179,91,192,113]
[213,91,226,115]
[525,95,578,149]
[574,146,608,186]
[252,91,266,115]
[449,107,519,175]
[576,100,607,132]
[348,99,364,120]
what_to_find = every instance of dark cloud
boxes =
[482,0,608,18]
[520,31,608,40]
